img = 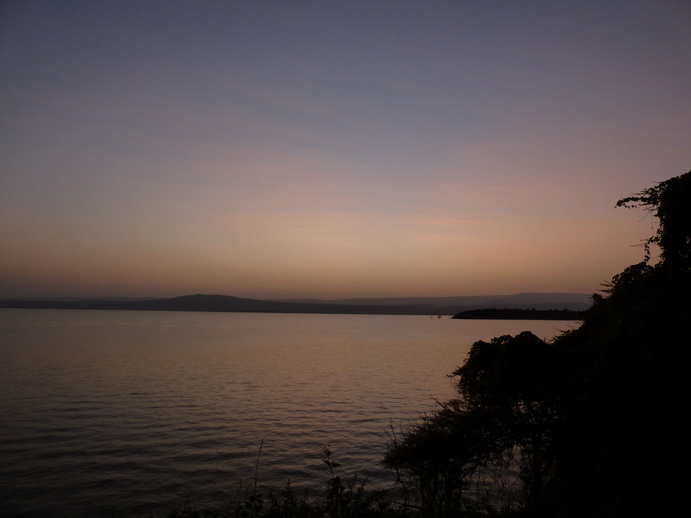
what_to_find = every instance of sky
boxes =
[1,0,690,300]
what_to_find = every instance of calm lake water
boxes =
[0,309,578,517]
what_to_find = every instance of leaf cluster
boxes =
[616,171,691,268]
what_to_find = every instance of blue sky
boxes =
[2,1,690,299]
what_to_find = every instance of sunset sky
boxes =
[2,1,690,300]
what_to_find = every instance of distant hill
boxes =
[1,292,592,315]
[275,293,593,312]
[0,294,450,315]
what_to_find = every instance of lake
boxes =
[0,309,578,517]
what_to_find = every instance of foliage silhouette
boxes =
[385,170,691,517]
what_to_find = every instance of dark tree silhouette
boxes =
[616,171,691,268]
[385,170,691,517]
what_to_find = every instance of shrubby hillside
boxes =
[385,171,691,517]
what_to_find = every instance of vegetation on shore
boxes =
[384,170,691,517]
[452,308,582,320]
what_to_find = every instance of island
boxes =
[452,308,583,320]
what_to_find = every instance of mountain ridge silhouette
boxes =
[0,292,591,315]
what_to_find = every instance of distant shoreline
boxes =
[0,293,590,317]
[453,308,583,320]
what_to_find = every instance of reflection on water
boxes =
[0,309,576,516]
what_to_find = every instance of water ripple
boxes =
[0,310,572,516]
